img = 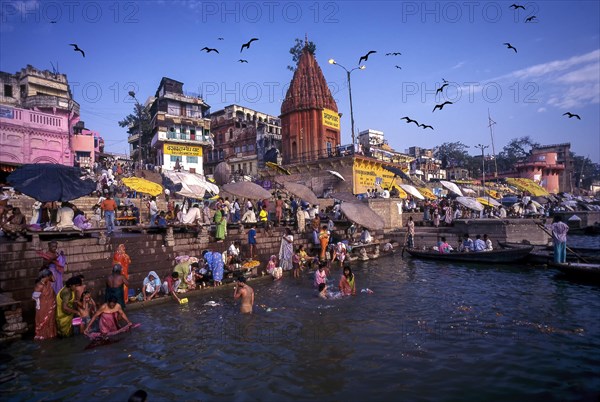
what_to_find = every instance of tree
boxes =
[434,142,472,169]
[496,136,539,172]
[287,38,316,71]
[572,154,600,189]
[118,103,152,162]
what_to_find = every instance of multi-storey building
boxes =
[0,65,102,175]
[142,77,212,174]
[205,105,282,177]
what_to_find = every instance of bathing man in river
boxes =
[233,276,254,314]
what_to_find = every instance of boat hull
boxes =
[405,246,533,263]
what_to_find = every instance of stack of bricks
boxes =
[0,300,28,342]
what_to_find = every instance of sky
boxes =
[1,0,599,162]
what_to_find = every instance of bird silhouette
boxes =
[436,83,449,95]
[359,50,377,64]
[394,65,402,69]
[503,43,518,53]
[50,21,57,24]
[419,124,434,130]
[432,101,453,112]
[442,78,448,83]
[201,47,219,53]
[510,4,525,10]
[69,44,85,58]
[218,37,224,40]
[385,52,401,56]
[563,112,581,120]
[240,38,259,52]
[525,16,537,22]
[401,116,419,126]
[238,59,248,63]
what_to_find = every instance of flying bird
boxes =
[394,65,402,69]
[218,37,224,40]
[401,116,419,126]
[525,16,537,22]
[50,21,57,24]
[69,44,85,57]
[563,112,581,120]
[432,101,453,112]
[503,43,518,53]
[240,38,259,52]
[238,59,248,63]
[436,83,449,95]
[442,78,448,83]
[385,52,401,56]
[510,4,525,10]
[419,124,434,130]
[359,50,377,64]
[201,47,219,53]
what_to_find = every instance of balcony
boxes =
[152,131,212,147]
[22,95,80,116]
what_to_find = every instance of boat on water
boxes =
[549,262,600,281]
[498,242,600,264]
[405,245,533,263]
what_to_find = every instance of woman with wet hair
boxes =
[32,269,57,340]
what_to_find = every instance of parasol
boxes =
[283,182,319,205]
[222,182,271,200]
[477,197,501,207]
[330,192,360,203]
[265,162,291,175]
[214,162,231,186]
[440,180,464,196]
[341,202,385,231]
[455,196,484,211]
[162,170,219,198]
[462,188,477,195]
[7,163,96,202]
[533,196,549,204]
[327,170,345,181]
[382,165,413,183]
[121,177,163,197]
[418,187,437,200]
[505,178,549,196]
[399,184,425,200]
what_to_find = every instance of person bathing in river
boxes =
[76,290,97,334]
[233,276,254,314]
[314,261,328,288]
[143,271,161,301]
[318,283,329,299]
[106,264,128,309]
[339,266,356,296]
[84,296,133,336]
[161,272,181,303]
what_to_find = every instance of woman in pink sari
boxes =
[113,244,132,303]
[84,296,134,340]
[32,269,57,340]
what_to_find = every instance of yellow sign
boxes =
[163,143,203,157]
[352,160,407,196]
[322,108,340,130]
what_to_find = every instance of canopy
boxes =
[327,170,345,181]
[162,170,219,198]
[341,202,385,230]
[399,184,425,200]
[283,182,319,205]
[265,162,291,175]
[214,162,231,186]
[122,177,163,197]
[7,163,96,202]
[418,187,437,200]
[505,178,549,196]
[440,180,463,196]
[485,189,502,199]
[221,182,271,200]
[456,196,484,211]
[383,165,412,183]
[477,197,501,207]
[329,192,360,203]
[462,188,477,195]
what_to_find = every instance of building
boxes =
[0,65,102,175]
[358,129,384,148]
[514,144,569,194]
[446,167,470,180]
[143,77,212,174]
[280,43,341,164]
[205,104,281,177]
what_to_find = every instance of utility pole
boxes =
[475,143,489,200]
[487,109,498,178]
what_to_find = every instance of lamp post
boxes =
[475,143,490,199]
[328,59,365,148]
[128,91,144,169]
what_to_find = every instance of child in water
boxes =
[267,255,282,280]
[318,283,328,299]
[292,248,302,278]
[76,290,97,334]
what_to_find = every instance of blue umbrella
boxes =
[7,163,97,202]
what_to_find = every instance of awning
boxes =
[162,170,220,198]
[505,178,549,196]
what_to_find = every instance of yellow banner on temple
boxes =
[418,187,437,200]
[322,108,340,130]
[505,178,549,196]
[353,159,409,196]
[122,177,163,197]
[163,143,203,157]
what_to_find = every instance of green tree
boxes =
[572,154,600,189]
[434,142,473,169]
[287,38,316,71]
[118,103,152,162]
[496,136,540,172]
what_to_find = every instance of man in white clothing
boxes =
[182,204,201,225]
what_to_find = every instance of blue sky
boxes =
[1,0,599,162]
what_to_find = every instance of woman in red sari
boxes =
[113,244,132,303]
[32,269,57,340]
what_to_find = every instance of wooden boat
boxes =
[405,245,533,263]
[549,262,600,281]
[498,242,600,264]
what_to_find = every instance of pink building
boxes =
[514,150,565,194]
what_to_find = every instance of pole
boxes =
[488,109,498,178]
[347,70,355,147]
[137,103,143,170]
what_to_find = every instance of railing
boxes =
[162,131,211,143]
[0,106,67,132]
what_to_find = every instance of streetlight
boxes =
[475,143,490,201]
[128,91,144,169]
[328,58,365,148]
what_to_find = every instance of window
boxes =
[235,146,241,153]
[4,85,13,98]
[190,128,196,140]
[187,156,198,164]
[242,145,247,152]
[167,102,181,115]
[170,155,181,162]
[247,144,254,152]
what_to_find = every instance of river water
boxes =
[1,237,599,401]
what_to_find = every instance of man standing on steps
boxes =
[101,194,117,236]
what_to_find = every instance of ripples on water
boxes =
[1,248,599,401]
